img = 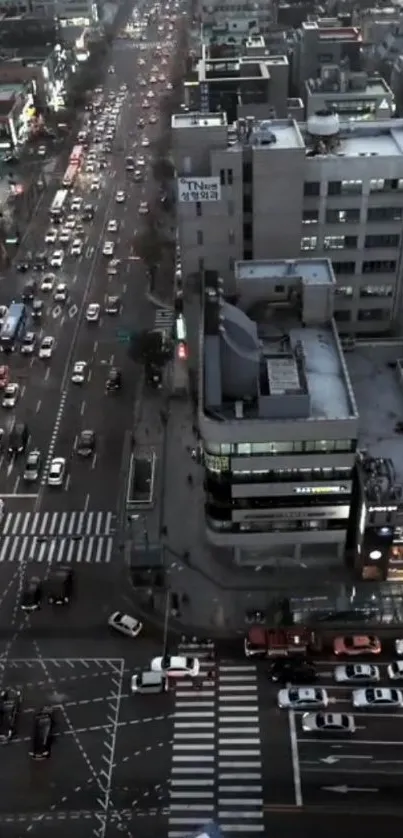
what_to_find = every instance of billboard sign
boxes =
[178,176,221,203]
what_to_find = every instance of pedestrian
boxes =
[187,473,193,486]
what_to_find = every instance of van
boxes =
[131,671,167,695]
[9,422,29,455]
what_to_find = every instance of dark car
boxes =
[0,689,21,743]
[106,367,122,392]
[76,429,96,457]
[8,422,29,455]
[82,204,94,221]
[22,279,37,302]
[21,576,42,612]
[104,295,120,315]
[33,251,47,271]
[16,252,32,272]
[32,298,44,319]
[30,707,54,760]
[47,567,74,605]
[268,657,317,685]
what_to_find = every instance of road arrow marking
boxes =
[52,305,62,319]
[322,785,378,794]
[321,755,373,764]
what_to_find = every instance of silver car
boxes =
[302,712,356,734]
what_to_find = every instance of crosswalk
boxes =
[154,307,174,338]
[0,511,115,564]
[168,643,264,836]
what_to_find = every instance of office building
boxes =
[0,0,100,23]
[199,259,359,567]
[291,19,363,97]
[173,111,403,335]
[198,0,274,36]
[304,67,394,121]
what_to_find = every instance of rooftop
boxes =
[172,112,227,129]
[306,75,392,97]
[202,261,357,425]
[0,83,24,105]
[227,117,305,150]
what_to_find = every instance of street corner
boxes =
[0,657,125,816]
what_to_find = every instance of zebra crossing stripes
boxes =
[154,307,174,337]
[0,534,114,564]
[218,665,264,833]
[1,510,114,537]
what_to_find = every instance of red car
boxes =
[333,635,381,656]
[0,365,9,389]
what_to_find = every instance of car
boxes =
[30,707,54,760]
[107,219,119,233]
[134,169,143,182]
[139,201,149,215]
[8,422,29,455]
[277,687,328,710]
[333,635,382,656]
[102,241,115,257]
[302,712,356,735]
[82,204,95,220]
[16,257,31,272]
[151,655,200,678]
[54,283,67,302]
[64,215,76,230]
[38,145,47,156]
[71,197,82,212]
[39,336,55,359]
[71,239,83,256]
[33,251,47,270]
[0,689,21,743]
[47,567,74,605]
[71,361,87,384]
[149,114,157,124]
[22,280,37,301]
[90,177,101,191]
[137,118,145,128]
[142,100,150,109]
[45,229,57,244]
[40,273,55,292]
[136,156,146,167]
[268,657,317,685]
[21,576,42,611]
[104,295,120,315]
[76,429,96,457]
[32,299,43,319]
[0,365,9,389]
[50,250,64,268]
[107,259,120,275]
[141,137,150,148]
[150,75,157,83]
[86,303,100,322]
[352,687,403,708]
[158,74,165,82]
[21,333,36,355]
[115,190,126,203]
[86,163,96,173]
[334,664,380,684]
[23,450,41,483]
[47,457,66,487]
[387,661,403,680]
[58,228,71,244]
[108,612,143,638]
[106,367,122,391]
[2,383,19,409]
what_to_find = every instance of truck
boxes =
[244,625,316,658]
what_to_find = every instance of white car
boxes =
[334,664,380,684]
[71,239,83,256]
[141,137,150,147]
[107,219,119,233]
[150,75,157,84]
[151,655,200,679]
[86,303,100,323]
[86,163,96,174]
[139,202,149,215]
[45,229,57,244]
[302,712,356,734]
[38,145,46,156]
[71,361,87,384]
[352,687,403,708]
[277,687,328,710]
[64,216,76,230]
[54,283,68,302]
[58,229,71,244]
[40,273,55,292]
[90,177,101,191]
[149,114,157,124]
[71,197,82,212]
[21,332,36,355]
[50,250,64,268]
[39,336,55,359]
[103,241,115,257]
[108,612,143,638]
[387,661,403,680]
[2,383,19,408]
[136,156,146,167]
[47,457,66,487]
[115,190,126,203]
[142,100,150,109]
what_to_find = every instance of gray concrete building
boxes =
[173,111,403,335]
[199,259,359,565]
[291,19,363,96]
[304,67,395,120]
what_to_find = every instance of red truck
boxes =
[244,626,316,658]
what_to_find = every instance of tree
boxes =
[152,156,175,183]
[132,213,171,289]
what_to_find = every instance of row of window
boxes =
[335,308,390,322]
[204,440,355,455]
[303,207,403,225]
[206,494,351,510]
[304,178,403,197]
[336,285,393,299]
[333,260,397,275]
[301,234,400,251]
[206,514,348,533]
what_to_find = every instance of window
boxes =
[385,178,403,191]
[324,235,357,250]
[301,236,317,251]
[242,195,251,213]
[227,168,233,185]
[274,284,285,293]
[358,308,390,322]
[360,285,393,298]
[304,181,320,196]
[243,222,252,240]
[327,181,341,196]
[197,230,203,246]
[342,180,362,195]
[302,209,318,224]
[228,229,235,245]
[326,208,360,223]
[367,207,403,222]
[196,202,202,217]
[363,260,396,274]
[334,310,351,322]
[243,162,252,183]
[335,286,353,297]
[228,199,235,216]
[365,234,400,249]
[332,261,356,275]
[220,169,225,186]
[369,178,385,192]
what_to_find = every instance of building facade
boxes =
[173,111,403,335]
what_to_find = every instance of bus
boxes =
[69,144,84,165]
[62,163,79,188]
[49,189,68,223]
[0,303,26,352]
